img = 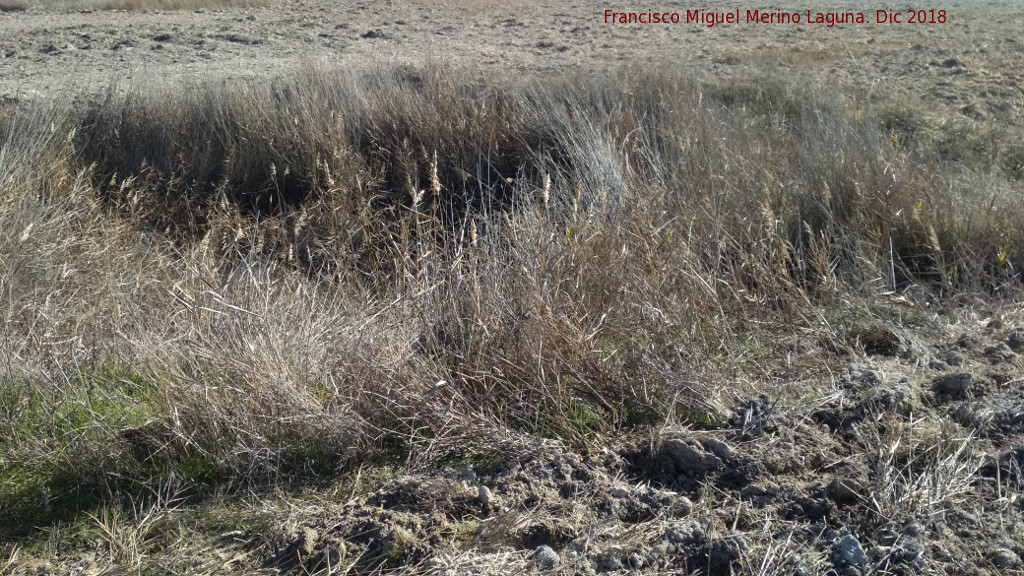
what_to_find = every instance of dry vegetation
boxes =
[1,65,1023,574]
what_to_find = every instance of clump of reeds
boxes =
[1,64,1021,545]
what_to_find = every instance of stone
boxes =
[829,478,863,504]
[704,438,734,460]
[952,401,992,429]
[608,484,630,498]
[478,485,493,508]
[661,439,723,485]
[534,545,560,569]
[984,342,1016,363]
[1007,329,1024,352]
[706,536,746,576]
[675,495,695,516]
[941,349,963,366]
[986,546,1022,569]
[933,372,973,398]
[833,534,867,565]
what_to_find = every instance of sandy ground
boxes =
[1,0,1023,125]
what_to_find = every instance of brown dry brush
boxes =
[1,66,1023,536]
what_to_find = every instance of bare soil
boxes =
[246,311,1024,575]
[2,0,1023,126]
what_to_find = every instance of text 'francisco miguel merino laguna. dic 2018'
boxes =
[603,9,948,27]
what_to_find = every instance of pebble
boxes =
[1007,329,1024,352]
[941,349,963,366]
[477,485,492,508]
[704,437,734,460]
[834,534,867,565]
[609,484,630,498]
[534,545,560,569]
[934,372,973,397]
[986,546,1022,569]
[829,478,863,504]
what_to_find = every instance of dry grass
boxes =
[1,64,1022,570]
[869,417,985,522]
[0,0,28,12]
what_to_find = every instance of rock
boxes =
[534,545,560,569]
[592,553,623,572]
[739,485,778,507]
[829,478,863,504]
[675,495,694,516]
[627,551,646,568]
[986,546,1022,569]
[460,466,477,482]
[934,372,973,398]
[661,439,723,481]
[833,534,867,566]
[953,401,992,429]
[942,349,963,366]
[902,522,925,538]
[733,396,779,435]
[613,484,688,523]
[608,484,630,498]
[706,536,746,576]
[704,438,734,460]
[662,521,705,550]
[873,378,918,415]
[984,342,1016,363]
[477,485,493,508]
[1007,329,1024,352]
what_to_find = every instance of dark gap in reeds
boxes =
[60,66,1024,295]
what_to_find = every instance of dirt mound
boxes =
[254,316,1024,575]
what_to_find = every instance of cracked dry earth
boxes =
[249,313,1024,576]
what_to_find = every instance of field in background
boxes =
[1,0,271,11]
